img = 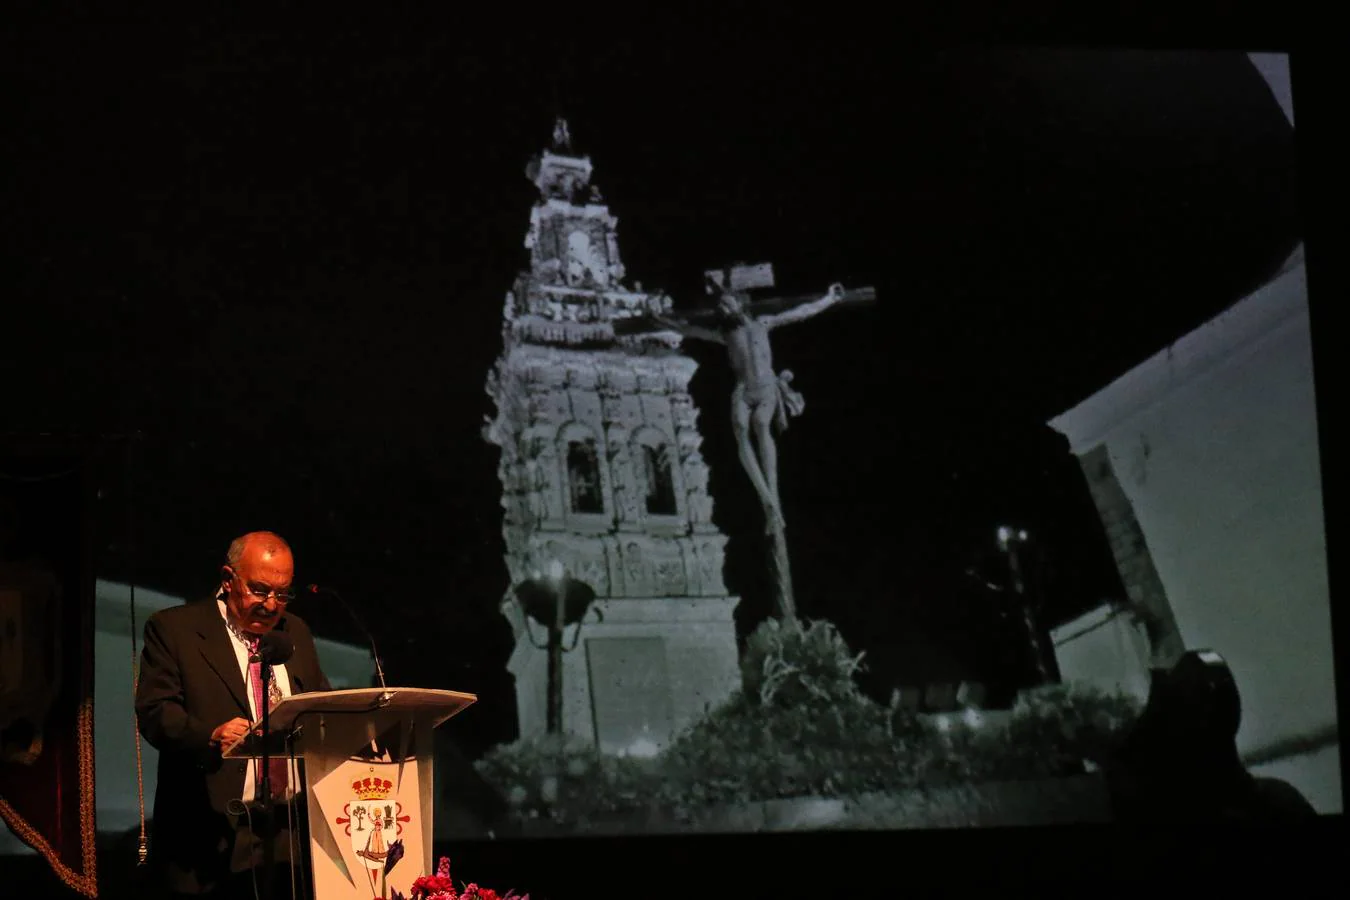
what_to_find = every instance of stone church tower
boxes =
[483,120,741,755]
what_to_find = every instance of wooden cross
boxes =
[613,261,876,336]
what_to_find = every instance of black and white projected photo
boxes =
[2,27,1336,874]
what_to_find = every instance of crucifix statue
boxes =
[626,262,876,620]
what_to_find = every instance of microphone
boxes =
[251,630,295,666]
[307,584,388,690]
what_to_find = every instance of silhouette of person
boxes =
[1105,649,1317,823]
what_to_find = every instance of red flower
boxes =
[406,855,516,900]
[411,873,459,897]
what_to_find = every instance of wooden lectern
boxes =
[224,687,476,900]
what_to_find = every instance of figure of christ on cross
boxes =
[653,273,855,536]
[644,267,874,620]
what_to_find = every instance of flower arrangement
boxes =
[375,843,528,900]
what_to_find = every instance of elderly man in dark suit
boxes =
[136,531,331,899]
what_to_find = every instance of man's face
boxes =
[717,292,743,318]
[221,543,295,635]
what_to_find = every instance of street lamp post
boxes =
[997,525,1055,686]
[512,561,598,735]
[548,562,565,733]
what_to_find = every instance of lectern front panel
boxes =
[310,757,427,900]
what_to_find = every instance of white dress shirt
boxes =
[217,599,300,803]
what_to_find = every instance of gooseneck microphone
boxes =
[252,630,295,666]
[306,584,388,690]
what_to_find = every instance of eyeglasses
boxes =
[245,583,295,604]
[237,578,295,605]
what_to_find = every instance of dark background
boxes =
[2,23,1302,753]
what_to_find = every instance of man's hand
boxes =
[210,717,250,750]
[826,282,845,302]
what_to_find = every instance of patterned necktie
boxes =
[245,636,289,801]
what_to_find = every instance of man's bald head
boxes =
[226,531,292,569]
[220,531,296,635]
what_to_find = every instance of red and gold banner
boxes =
[0,447,98,897]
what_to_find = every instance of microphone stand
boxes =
[255,651,277,900]
[372,650,388,692]
[310,585,387,690]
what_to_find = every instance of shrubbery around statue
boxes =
[474,617,1143,828]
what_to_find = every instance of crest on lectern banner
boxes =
[312,753,430,900]
[335,771,412,872]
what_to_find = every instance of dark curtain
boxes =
[0,439,99,897]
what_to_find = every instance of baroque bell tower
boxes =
[484,119,741,755]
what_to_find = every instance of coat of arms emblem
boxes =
[335,771,411,872]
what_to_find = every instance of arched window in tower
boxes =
[567,230,593,286]
[565,436,604,514]
[634,429,679,517]
[642,445,677,516]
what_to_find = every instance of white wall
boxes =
[2,580,375,855]
[1250,744,1341,813]
[1049,258,1341,813]
[1051,604,1153,703]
